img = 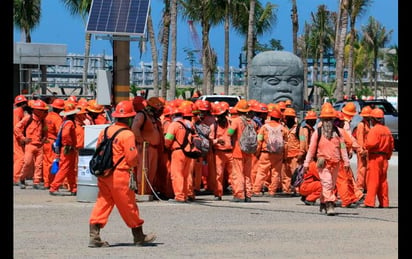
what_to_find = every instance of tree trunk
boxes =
[147,13,159,96]
[291,0,299,55]
[169,0,177,100]
[223,3,230,94]
[334,0,349,101]
[161,6,171,99]
[245,0,256,99]
[82,32,92,95]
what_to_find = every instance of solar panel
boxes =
[86,0,150,36]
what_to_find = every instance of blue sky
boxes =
[13,0,398,68]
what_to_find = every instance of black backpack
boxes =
[89,127,128,177]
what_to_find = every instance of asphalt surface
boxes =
[13,154,398,259]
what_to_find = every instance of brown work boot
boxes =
[326,201,336,216]
[319,203,326,213]
[131,226,157,246]
[88,224,110,248]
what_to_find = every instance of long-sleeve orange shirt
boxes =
[365,123,394,160]
[14,113,47,145]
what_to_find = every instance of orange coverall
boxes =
[13,106,26,184]
[303,129,350,203]
[282,123,300,194]
[299,160,321,203]
[156,117,174,199]
[89,123,145,229]
[43,111,63,188]
[210,120,234,199]
[355,119,370,193]
[49,119,78,194]
[131,110,164,195]
[227,115,256,201]
[364,123,394,208]
[253,121,287,196]
[201,114,217,193]
[14,113,48,185]
[164,118,194,202]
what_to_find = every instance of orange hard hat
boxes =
[335,111,345,121]
[132,96,147,111]
[14,95,28,105]
[211,103,226,116]
[111,100,136,118]
[252,102,268,113]
[51,98,65,110]
[229,106,238,115]
[171,107,183,115]
[283,107,296,117]
[342,102,357,116]
[269,108,282,119]
[219,101,230,112]
[370,108,384,118]
[76,106,88,115]
[59,102,80,116]
[197,100,211,111]
[304,110,317,120]
[277,101,286,110]
[147,97,164,110]
[181,106,194,117]
[86,99,104,113]
[319,106,336,118]
[31,99,49,110]
[285,99,292,106]
[360,105,372,117]
[236,99,251,112]
[163,105,173,116]
[267,103,276,112]
[321,102,333,110]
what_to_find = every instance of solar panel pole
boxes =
[113,37,131,105]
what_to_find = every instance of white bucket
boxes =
[77,149,98,202]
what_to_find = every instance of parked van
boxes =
[197,95,241,107]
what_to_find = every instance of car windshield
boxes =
[204,97,239,107]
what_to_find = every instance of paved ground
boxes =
[13,154,398,259]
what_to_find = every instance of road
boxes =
[13,153,398,259]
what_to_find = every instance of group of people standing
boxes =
[13,93,394,246]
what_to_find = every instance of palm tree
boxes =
[361,16,392,98]
[146,9,160,96]
[60,0,92,95]
[297,22,311,104]
[314,81,337,103]
[333,0,350,101]
[291,0,298,55]
[13,0,41,94]
[169,0,178,99]
[345,0,373,96]
[384,44,398,81]
[159,0,171,100]
[180,0,225,95]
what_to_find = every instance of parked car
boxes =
[333,99,399,151]
[196,95,241,107]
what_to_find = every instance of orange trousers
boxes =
[170,149,192,201]
[356,151,368,193]
[250,154,259,187]
[214,150,233,197]
[89,168,144,228]
[205,150,217,192]
[20,143,44,184]
[231,155,253,200]
[318,162,339,203]
[13,137,25,183]
[299,161,321,202]
[253,152,283,195]
[364,154,389,208]
[281,156,299,193]
[50,149,77,193]
[335,163,359,207]
[42,140,57,188]
[154,150,174,199]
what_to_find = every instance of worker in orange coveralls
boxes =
[49,102,79,196]
[131,97,164,196]
[363,108,394,208]
[164,107,194,203]
[42,98,64,189]
[13,95,29,185]
[88,100,156,247]
[14,99,49,189]
[355,106,372,194]
[334,111,363,208]
[299,160,321,205]
[196,100,217,193]
[188,102,203,196]
[303,106,350,216]
[157,104,175,199]
[209,102,233,201]
[281,107,301,196]
[86,99,110,124]
[227,99,257,202]
[253,108,287,197]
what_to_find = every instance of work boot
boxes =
[326,201,336,216]
[319,203,326,213]
[131,226,157,246]
[88,224,110,248]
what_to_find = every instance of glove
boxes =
[316,157,325,169]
